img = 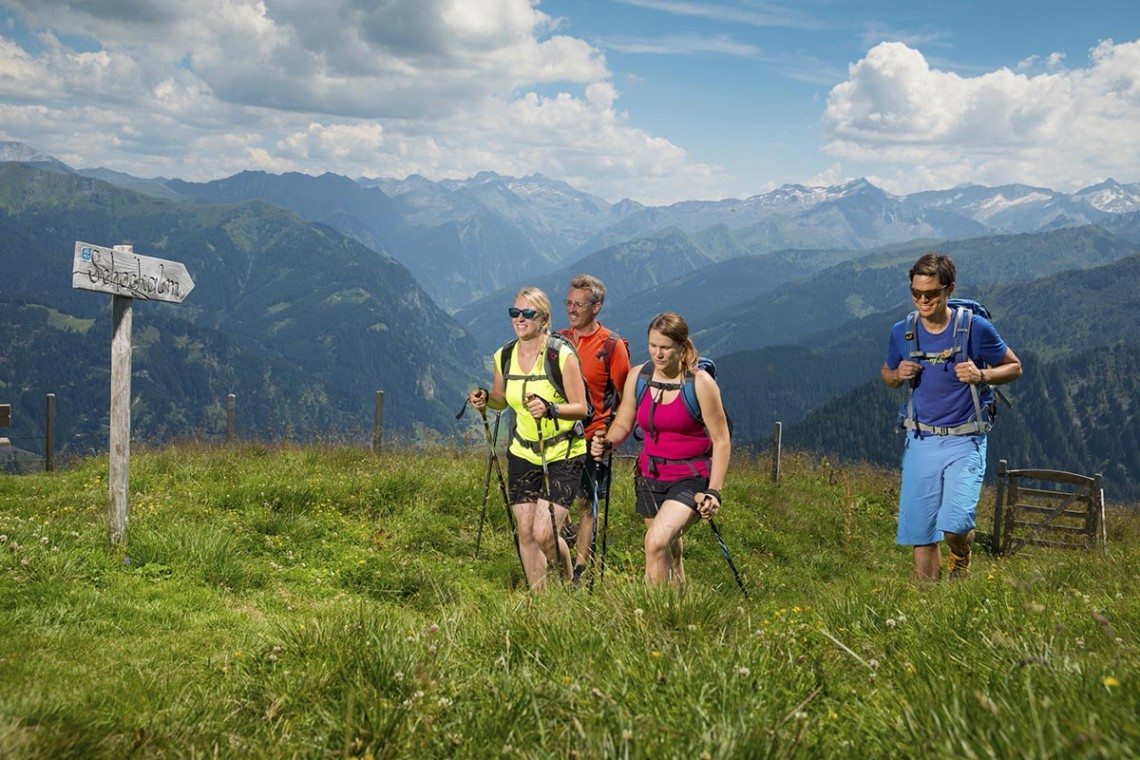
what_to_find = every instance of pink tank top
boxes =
[637,387,711,481]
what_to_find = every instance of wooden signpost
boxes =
[72,241,195,546]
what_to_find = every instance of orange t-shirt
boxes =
[561,324,632,438]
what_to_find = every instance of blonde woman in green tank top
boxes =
[469,287,590,591]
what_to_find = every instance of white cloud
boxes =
[605,34,763,58]
[0,0,735,203]
[823,40,1140,192]
[616,0,818,30]
[859,22,949,50]
[803,162,848,187]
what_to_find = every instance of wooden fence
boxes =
[991,459,1106,555]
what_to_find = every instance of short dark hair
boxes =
[568,274,605,306]
[908,252,955,287]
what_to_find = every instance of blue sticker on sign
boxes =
[81,246,92,262]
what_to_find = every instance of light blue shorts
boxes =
[896,433,987,545]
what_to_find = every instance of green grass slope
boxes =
[1,446,1137,757]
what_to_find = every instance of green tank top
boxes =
[494,338,587,465]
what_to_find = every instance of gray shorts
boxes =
[635,476,705,518]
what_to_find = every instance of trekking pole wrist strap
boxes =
[704,488,721,504]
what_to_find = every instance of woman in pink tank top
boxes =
[591,313,731,585]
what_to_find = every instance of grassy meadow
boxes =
[0,442,1137,758]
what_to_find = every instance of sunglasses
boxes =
[508,307,540,320]
[910,286,947,302]
[564,299,596,309]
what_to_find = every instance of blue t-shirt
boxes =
[885,310,1008,428]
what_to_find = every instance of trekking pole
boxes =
[706,509,748,598]
[586,458,601,592]
[531,395,567,582]
[598,450,613,583]
[463,395,524,577]
[473,410,503,558]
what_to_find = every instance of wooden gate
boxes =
[992,460,1106,555]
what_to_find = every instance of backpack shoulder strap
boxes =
[903,314,918,426]
[953,306,990,430]
[635,361,653,407]
[953,305,972,360]
[499,339,519,378]
[602,333,617,374]
[904,310,920,358]
[543,334,570,397]
[680,371,702,424]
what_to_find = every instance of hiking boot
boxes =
[571,563,587,588]
[948,550,971,581]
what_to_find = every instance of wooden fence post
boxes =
[1093,472,1106,550]
[44,393,55,472]
[991,459,1008,553]
[226,393,236,444]
[771,421,782,483]
[372,390,385,454]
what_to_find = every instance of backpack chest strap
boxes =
[513,428,580,455]
[646,452,709,478]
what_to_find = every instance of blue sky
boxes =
[0,0,1137,203]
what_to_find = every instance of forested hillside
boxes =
[785,342,1140,499]
[695,226,1139,356]
[0,164,481,452]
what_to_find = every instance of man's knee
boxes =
[944,529,974,551]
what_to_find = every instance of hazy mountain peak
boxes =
[611,198,645,215]
[470,170,505,183]
[838,177,881,195]
[1074,178,1140,213]
[0,141,73,173]
[1079,178,1121,191]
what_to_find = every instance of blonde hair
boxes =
[648,312,698,375]
[514,286,552,334]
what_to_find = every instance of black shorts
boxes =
[508,454,585,508]
[578,456,612,501]
[635,476,706,518]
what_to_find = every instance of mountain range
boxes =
[8,135,1129,316]
[2,139,1139,499]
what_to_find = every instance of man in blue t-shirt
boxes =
[881,253,1022,581]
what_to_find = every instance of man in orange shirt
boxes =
[561,274,631,585]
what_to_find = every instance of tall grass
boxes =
[0,443,1136,757]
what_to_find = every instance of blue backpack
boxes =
[901,298,1008,435]
[632,357,724,476]
[635,357,716,428]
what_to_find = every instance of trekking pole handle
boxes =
[696,490,722,520]
[590,430,611,461]
[524,393,551,420]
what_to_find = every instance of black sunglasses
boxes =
[910,286,947,302]
[508,307,540,320]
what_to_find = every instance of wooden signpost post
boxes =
[72,241,195,546]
